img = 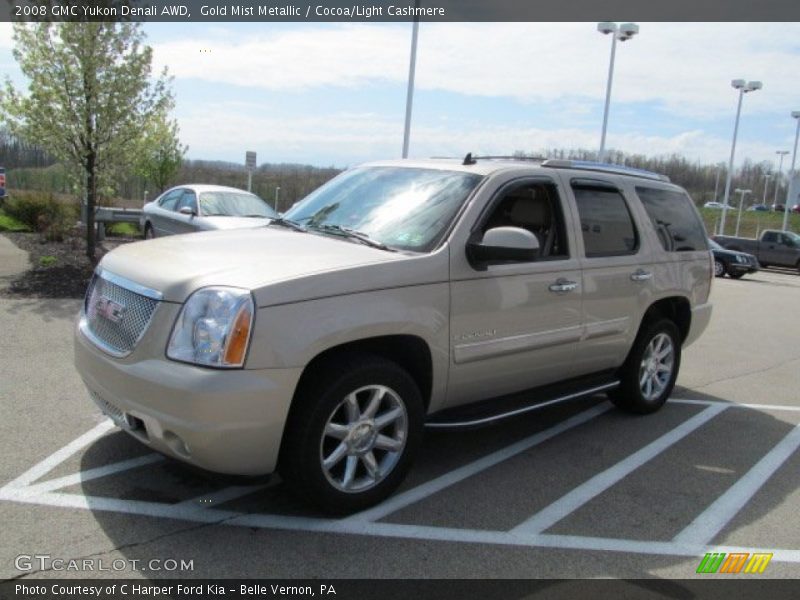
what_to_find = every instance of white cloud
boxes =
[180,102,779,167]
[153,23,800,118]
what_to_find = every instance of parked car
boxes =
[708,238,758,279]
[75,157,713,513]
[714,229,800,272]
[792,204,800,214]
[746,204,769,212]
[771,204,786,212]
[141,184,278,238]
[0,167,6,203]
[703,201,726,209]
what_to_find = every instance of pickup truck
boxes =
[74,157,713,513]
[714,229,800,272]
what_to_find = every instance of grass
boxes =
[39,255,57,267]
[106,222,140,237]
[0,208,32,232]
[699,207,800,239]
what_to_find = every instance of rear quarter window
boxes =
[635,186,708,252]
[572,183,639,257]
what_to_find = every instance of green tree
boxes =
[1,22,173,261]
[136,111,187,194]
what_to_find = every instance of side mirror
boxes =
[467,226,540,263]
[178,206,196,216]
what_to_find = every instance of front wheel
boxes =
[713,259,726,277]
[279,354,424,514]
[609,318,681,415]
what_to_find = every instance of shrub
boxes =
[4,191,77,241]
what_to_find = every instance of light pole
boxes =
[734,188,751,237]
[781,111,800,232]
[713,163,724,202]
[274,186,281,212]
[597,22,639,164]
[773,150,789,208]
[761,169,770,205]
[719,79,762,235]
[401,0,420,159]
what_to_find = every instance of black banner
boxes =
[2,580,800,600]
[3,0,800,23]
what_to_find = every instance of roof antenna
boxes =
[463,152,477,166]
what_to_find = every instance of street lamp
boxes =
[719,79,762,235]
[401,0,421,158]
[597,21,639,163]
[274,186,281,212]
[734,188,752,237]
[773,150,789,208]
[781,111,800,232]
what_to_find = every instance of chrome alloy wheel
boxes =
[319,385,408,493]
[714,260,724,277]
[638,332,674,402]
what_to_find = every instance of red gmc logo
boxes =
[94,296,126,323]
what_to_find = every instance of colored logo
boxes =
[696,552,772,574]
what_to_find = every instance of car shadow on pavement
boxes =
[77,392,799,579]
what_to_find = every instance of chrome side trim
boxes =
[582,317,630,341]
[97,267,164,301]
[453,325,582,364]
[425,382,619,429]
[79,313,130,358]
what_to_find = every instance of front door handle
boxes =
[630,269,653,282]
[549,278,579,293]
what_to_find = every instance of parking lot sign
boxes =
[245,151,256,170]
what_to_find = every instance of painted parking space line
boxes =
[344,402,612,524]
[673,423,800,546]
[510,403,728,535]
[25,454,164,494]
[1,399,799,565]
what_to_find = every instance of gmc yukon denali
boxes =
[74,157,713,513]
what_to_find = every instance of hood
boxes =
[201,216,273,230]
[99,227,411,303]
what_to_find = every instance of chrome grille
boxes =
[83,271,160,356]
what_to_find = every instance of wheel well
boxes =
[295,335,434,410]
[642,297,691,343]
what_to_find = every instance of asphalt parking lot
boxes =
[1,236,799,580]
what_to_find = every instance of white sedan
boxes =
[141,184,278,238]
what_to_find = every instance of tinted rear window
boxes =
[573,184,639,257]
[635,186,708,252]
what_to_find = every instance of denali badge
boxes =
[95,296,127,323]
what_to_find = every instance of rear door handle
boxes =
[549,278,579,293]
[630,269,653,282]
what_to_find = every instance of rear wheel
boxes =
[713,259,727,277]
[144,223,155,239]
[279,354,424,515]
[609,318,681,415]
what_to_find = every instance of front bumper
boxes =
[74,318,302,476]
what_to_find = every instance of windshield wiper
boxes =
[267,217,307,232]
[308,224,396,252]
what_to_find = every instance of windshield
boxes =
[282,166,483,252]
[199,191,278,218]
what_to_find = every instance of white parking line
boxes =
[1,399,798,565]
[25,454,164,494]
[510,403,728,535]
[673,423,800,546]
[344,402,612,524]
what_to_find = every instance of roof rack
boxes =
[430,154,548,166]
[541,159,670,183]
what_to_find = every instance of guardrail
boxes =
[93,206,143,241]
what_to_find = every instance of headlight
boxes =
[736,255,745,263]
[167,287,254,368]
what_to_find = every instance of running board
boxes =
[425,380,619,430]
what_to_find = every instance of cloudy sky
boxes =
[2,22,799,169]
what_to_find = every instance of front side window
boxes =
[176,191,198,214]
[479,180,569,260]
[283,167,483,252]
[572,183,638,257]
[635,186,708,252]
[199,191,277,218]
[159,189,183,211]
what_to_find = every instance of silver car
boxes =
[141,184,278,238]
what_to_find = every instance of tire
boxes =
[144,223,155,239]
[713,259,727,277]
[608,318,681,415]
[279,353,424,515]
[728,271,745,279]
